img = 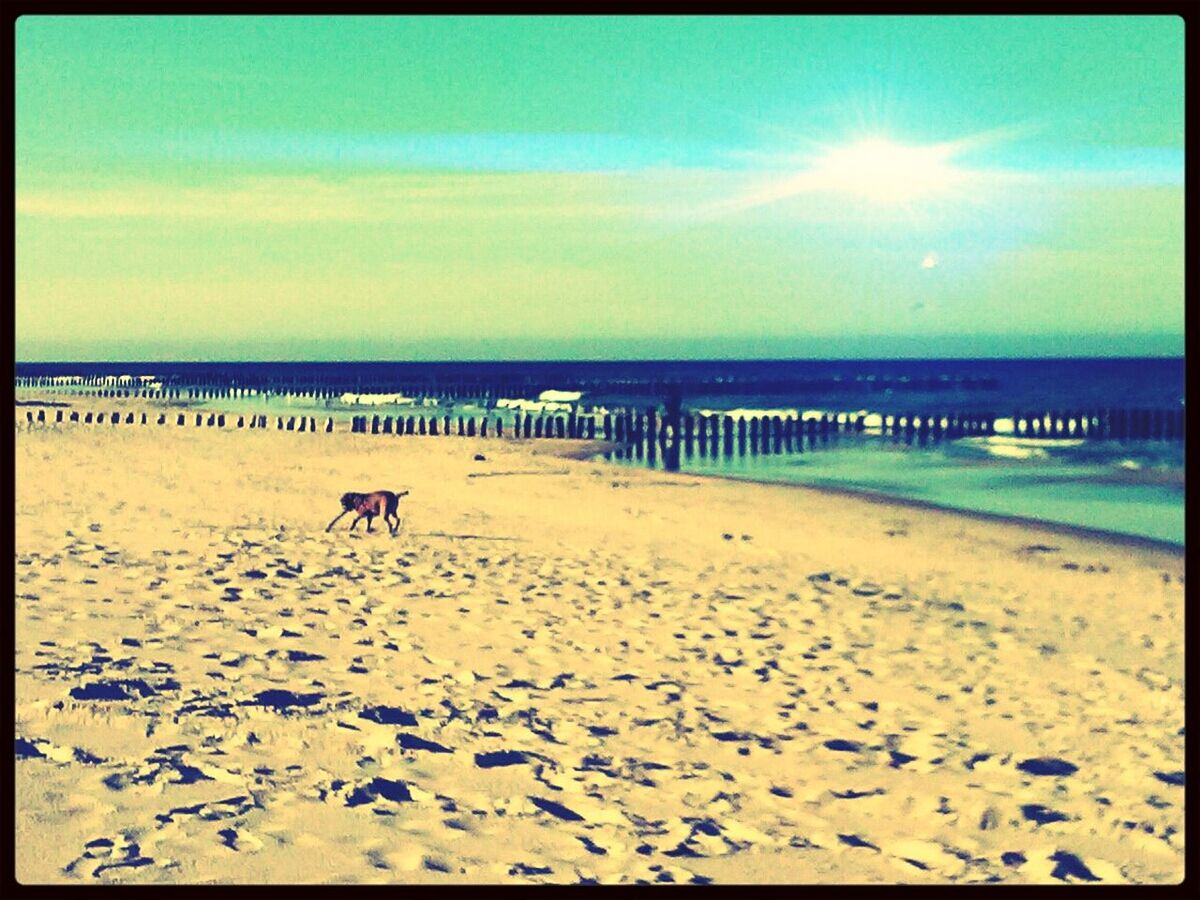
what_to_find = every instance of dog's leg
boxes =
[326,509,350,532]
[349,515,363,531]
[366,515,375,533]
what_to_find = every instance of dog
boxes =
[326,490,409,535]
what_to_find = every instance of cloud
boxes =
[15,173,648,224]
[141,131,738,173]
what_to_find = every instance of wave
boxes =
[338,392,416,406]
[495,398,575,413]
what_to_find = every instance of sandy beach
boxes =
[15,416,1185,884]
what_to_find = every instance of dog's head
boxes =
[340,492,363,511]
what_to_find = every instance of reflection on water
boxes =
[605,436,1185,546]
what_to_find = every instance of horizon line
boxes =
[14,354,1186,366]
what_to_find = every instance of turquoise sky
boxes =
[16,16,1184,360]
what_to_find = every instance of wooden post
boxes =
[285,416,294,431]
[496,417,503,437]
[418,416,427,435]
[555,416,565,438]
[479,417,488,437]
[722,416,734,457]
[457,416,465,436]
[614,413,625,443]
[72,411,81,423]
[603,414,613,441]
[217,414,225,427]
[326,417,334,433]
[737,416,747,455]
[443,415,451,436]
[467,417,476,437]
[56,410,64,423]
[773,416,783,454]
[586,416,596,440]
[298,416,307,432]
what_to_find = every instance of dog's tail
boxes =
[397,490,409,498]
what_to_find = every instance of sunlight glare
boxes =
[809,138,963,204]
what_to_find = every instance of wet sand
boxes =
[15,419,1185,884]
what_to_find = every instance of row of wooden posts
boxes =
[20,408,335,432]
[18,405,1185,447]
[1010,408,1185,441]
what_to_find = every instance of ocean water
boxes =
[17,358,1185,545]
[607,434,1185,546]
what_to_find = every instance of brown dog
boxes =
[326,490,409,535]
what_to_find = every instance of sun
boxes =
[808,138,965,205]
[710,134,995,218]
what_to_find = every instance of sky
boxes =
[15,16,1185,361]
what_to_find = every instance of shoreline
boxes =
[629,466,1187,555]
[14,399,1184,552]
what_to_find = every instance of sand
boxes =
[14,417,1185,884]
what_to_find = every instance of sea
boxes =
[16,358,1186,546]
